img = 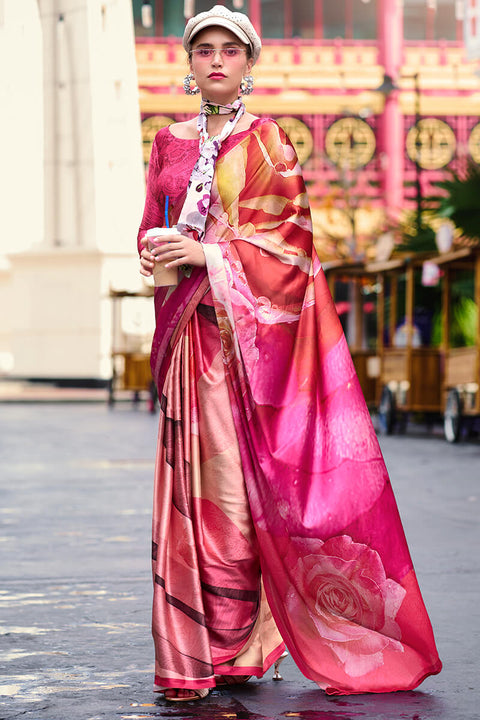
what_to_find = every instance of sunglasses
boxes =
[191,47,247,59]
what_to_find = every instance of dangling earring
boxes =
[240,75,254,95]
[183,73,200,95]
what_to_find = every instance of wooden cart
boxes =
[325,248,479,440]
[429,247,480,441]
[108,286,157,412]
[323,259,379,407]
[369,254,444,434]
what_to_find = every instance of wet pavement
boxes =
[1,402,478,719]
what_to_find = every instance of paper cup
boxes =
[144,227,179,287]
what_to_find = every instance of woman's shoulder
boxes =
[149,121,198,168]
[153,119,198,147]
[166,118,198,140]
[249,117,293,151]
[251,117,286,138]
[148,121,199,175]
[248,118,299,168]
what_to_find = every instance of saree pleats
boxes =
[151,292,284,690]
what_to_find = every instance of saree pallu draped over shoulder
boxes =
[150,119,442,694]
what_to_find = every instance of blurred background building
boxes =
[1,0,479,385]
[136,0,480,260]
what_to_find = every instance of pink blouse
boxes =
[137,120,265,254]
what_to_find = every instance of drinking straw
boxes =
[164,196,170,228]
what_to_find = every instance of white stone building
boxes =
[0,0,146,383]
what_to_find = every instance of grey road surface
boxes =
[0,403,478,720]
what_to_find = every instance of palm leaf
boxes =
[435,163,480,242]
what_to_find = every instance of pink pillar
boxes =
[248,0,261,35]
[378,0,404,219]
[314,0,323,39]
[285,0,293,38]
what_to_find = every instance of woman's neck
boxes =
[204,116,226,137]
[202,95,239,110]
[200,96,242,137]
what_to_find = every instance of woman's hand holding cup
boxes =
[140,226,206,286]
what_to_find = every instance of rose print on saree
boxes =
[285,535,405,678]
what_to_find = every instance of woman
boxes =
[138,5,441,703]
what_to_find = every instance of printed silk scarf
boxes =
[176,98,245,238]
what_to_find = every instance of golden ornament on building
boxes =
[141,115,175,164]
[276,117,314,166]
[468,122,480,165]
[406,118,456,170]
[324,117,376,170]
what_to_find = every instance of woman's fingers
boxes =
[142,233,206,269]
[166,238,199,264]
[139,246,155,276]
[150,235,182,252]
[140,247,155,262]
[152,240,187,263]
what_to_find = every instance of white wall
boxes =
[0,0,44,254]
[0,0,146,380]
[38,0,145,251]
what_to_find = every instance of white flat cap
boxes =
[183,5,262,65]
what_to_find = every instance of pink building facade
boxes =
[133,0,480,258]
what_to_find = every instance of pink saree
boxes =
[139,119,442,694]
